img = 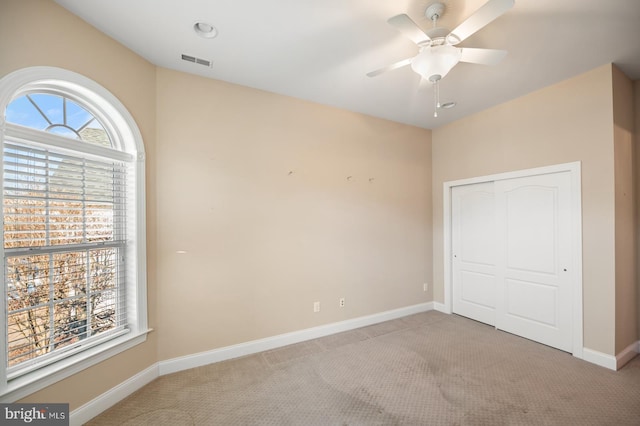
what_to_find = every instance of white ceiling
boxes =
[54,0,640,129]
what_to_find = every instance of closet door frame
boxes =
[442,162,583,359]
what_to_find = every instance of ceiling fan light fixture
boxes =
[193,21,218,39]
[410,45,461,80]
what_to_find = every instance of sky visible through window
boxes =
[5,93,110,144]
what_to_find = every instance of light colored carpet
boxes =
[86,311,640,425]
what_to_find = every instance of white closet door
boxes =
[452,182,497,326]
[451,171,573,352]
[494,172,573,352]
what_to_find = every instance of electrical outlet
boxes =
[313,301,320,313]
[339,297,345,308]
[423,283,429,292]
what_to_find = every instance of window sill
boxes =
[0,328,152,402]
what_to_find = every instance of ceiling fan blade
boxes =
[459,48,507,65]
[367,58,413,77]
[448,0,514,44]
[387,14,431,45]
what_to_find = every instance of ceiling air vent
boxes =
[181,54,212,68]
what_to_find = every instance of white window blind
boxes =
[3,140,128,377]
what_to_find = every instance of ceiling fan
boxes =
[368,0,514,116]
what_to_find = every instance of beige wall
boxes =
[155,68,432,360]
[432,65,617,355]
[612,66,637,354]
[636,80,640,337]
[0,0,159,410]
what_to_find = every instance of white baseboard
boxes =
[582,341,640,371]
[616,341,640,370]
[72,302,434,423]
[582,348,617,370]
[159,302,434,375]
[69,363,159,426]
[433,302,450,314]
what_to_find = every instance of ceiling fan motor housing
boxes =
[424,27,450,46]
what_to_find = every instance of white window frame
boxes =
[0,67,149,401]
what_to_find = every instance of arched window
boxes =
[0,67,148,400]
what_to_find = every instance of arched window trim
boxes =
[0,69,144,156]
[0,67,149,401]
